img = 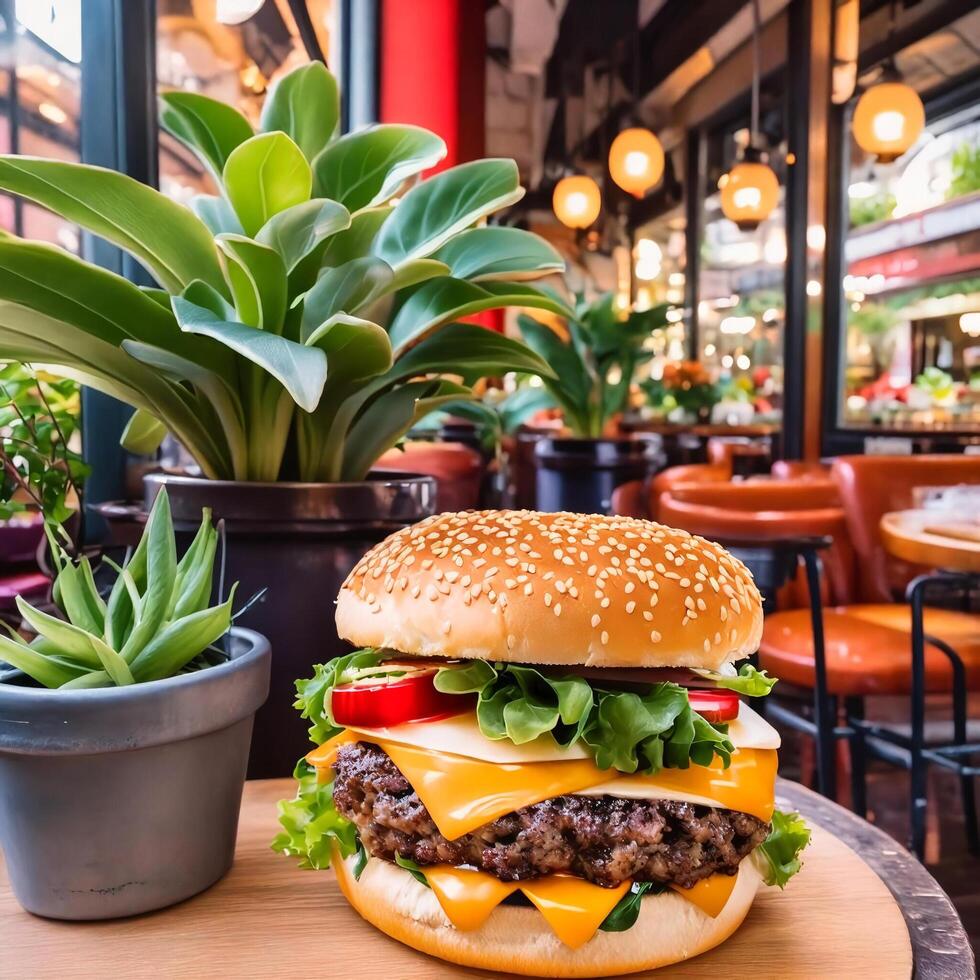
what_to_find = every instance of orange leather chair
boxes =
[657,494,854,608]
[772,460,832,481]
[375,441,483,512]
[832,455,980,602]
[610,462,730,521]
[706,436,771,475]
[663,479,840,513]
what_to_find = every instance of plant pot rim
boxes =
[0,627,270,755]
[144,471,438,529]
[143,471,437,492]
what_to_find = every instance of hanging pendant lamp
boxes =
[553,174,603,229]
[609,127,665,197]
[852,62,924,163]
[720,0,778,230]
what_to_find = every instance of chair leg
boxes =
[845,696,867,818]
[908,575,929,861]
[803,549,836,802]
[946,636,980,856]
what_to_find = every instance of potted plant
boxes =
[0,62,566,774]
[0,487,269,920]
[518,294,667,513]
[0,363,87,563]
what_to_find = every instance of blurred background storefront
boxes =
[0,0,977,501]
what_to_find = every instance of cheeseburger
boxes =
[275,511,809,977]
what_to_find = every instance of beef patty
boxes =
[332,741,769,889]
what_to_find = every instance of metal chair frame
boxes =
[722,536,978,860]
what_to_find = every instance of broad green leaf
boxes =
[181,279,237,321]
[0,302,233,480]
[173,527,218,619]
[387,277,572,353]
[0,156,225,294]
[256,198,351,274]
[223,133,312,237]
[160,91,253,179]
[305,313,392,381]
[389,259,449,292]
[518,314,592,433]
[191,194,245,236]
[300,257,393,341]
[434,226,564,282]
[321,206,391,266]
[373,159,524,267]
[312,124,446,212]
[389,321,556,382]
[172,296,326,412]
[342,379,471,479]
[260,62,339,161]
[216,235,288,332]
[121,408,168,455]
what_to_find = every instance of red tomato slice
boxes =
[687,689,740,723]
[331,668,472,729]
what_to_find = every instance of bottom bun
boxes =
[332,852,761,978]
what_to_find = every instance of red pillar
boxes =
[380,0,500,330]
[379,0,486,169]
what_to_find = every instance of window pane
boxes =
[0,1,81,248]
[156,0,340,205]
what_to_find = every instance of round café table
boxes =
[880,509,980,575]
[0,778,971,979]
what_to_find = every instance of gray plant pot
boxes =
[0,627,270,920]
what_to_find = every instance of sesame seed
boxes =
[650,630,662,643]
[626,600,636,614]
[544,593,552,607]
[554,603,562,617]
[591,614,601,628]
[600,630,609,645]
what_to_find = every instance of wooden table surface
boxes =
[881,509,980,574]
[4,777,969,979]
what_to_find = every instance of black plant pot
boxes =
[143,472,436,778]
[534,436,664,515]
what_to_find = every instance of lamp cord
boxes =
[751,0,761,146]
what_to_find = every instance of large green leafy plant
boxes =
[0,63,566,482]
[519,294,666,437]
[0,488,234,688]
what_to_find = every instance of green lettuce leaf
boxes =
[599,882,662,932]
[758,809,811,887]
[293,649,384,743]
[353,842,369,880]
[693,663,778,697]
[394,853,430,888]
[271,759,358,869]
[435,662,734,774]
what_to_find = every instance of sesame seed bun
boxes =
[336,511,762,670]
[333,850,762,977]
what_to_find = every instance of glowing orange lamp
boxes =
[852,69,924,163]
[552,174,602,229]
[720,150,779,231]
[608,127,665,197]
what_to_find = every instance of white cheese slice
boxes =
[348,700,780,764]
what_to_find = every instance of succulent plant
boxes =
[0,489,234,688]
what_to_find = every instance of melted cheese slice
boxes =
[670,873,739,918]
[419,864,735,947]
[423,865,629,948]
[376,739,615,839]
[370,739,775,839]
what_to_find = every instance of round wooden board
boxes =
[0,779,912,980]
